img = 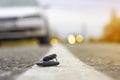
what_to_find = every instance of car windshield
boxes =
[0,0,38,7]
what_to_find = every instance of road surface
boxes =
[67,43,120,80]
[0,43,120,80]
[0,45,50,80]
[16,44,113,80]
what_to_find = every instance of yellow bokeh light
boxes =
[50,38,58,45]
[67,34,76,44]
[76,35,84,43]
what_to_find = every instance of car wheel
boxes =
[38,35,50,45]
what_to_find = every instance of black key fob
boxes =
[36,61,59,67]
[43,54,57,61]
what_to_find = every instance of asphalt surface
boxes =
[0,45,50,80]
[67,43,120,80]
[1,43,120,80]
[17,44,113,80]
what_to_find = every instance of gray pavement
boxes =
[0,45,50,80]
[1,43,120,80]
[17,44,113,80]
[67,43,120,80]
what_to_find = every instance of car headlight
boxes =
[24,15,41,18]
[22,15,42,20]
[16,15,45,27]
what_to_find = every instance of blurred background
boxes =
[1,0,120,80]
[41,0,120,44]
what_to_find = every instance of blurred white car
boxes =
[0,0,50,44]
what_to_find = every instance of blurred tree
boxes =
[100,10,120,43]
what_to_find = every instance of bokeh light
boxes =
[67,34,76,44]
[76,35,84,43]
[50,38,58,45]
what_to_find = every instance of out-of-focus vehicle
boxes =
[0,0,50,44]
